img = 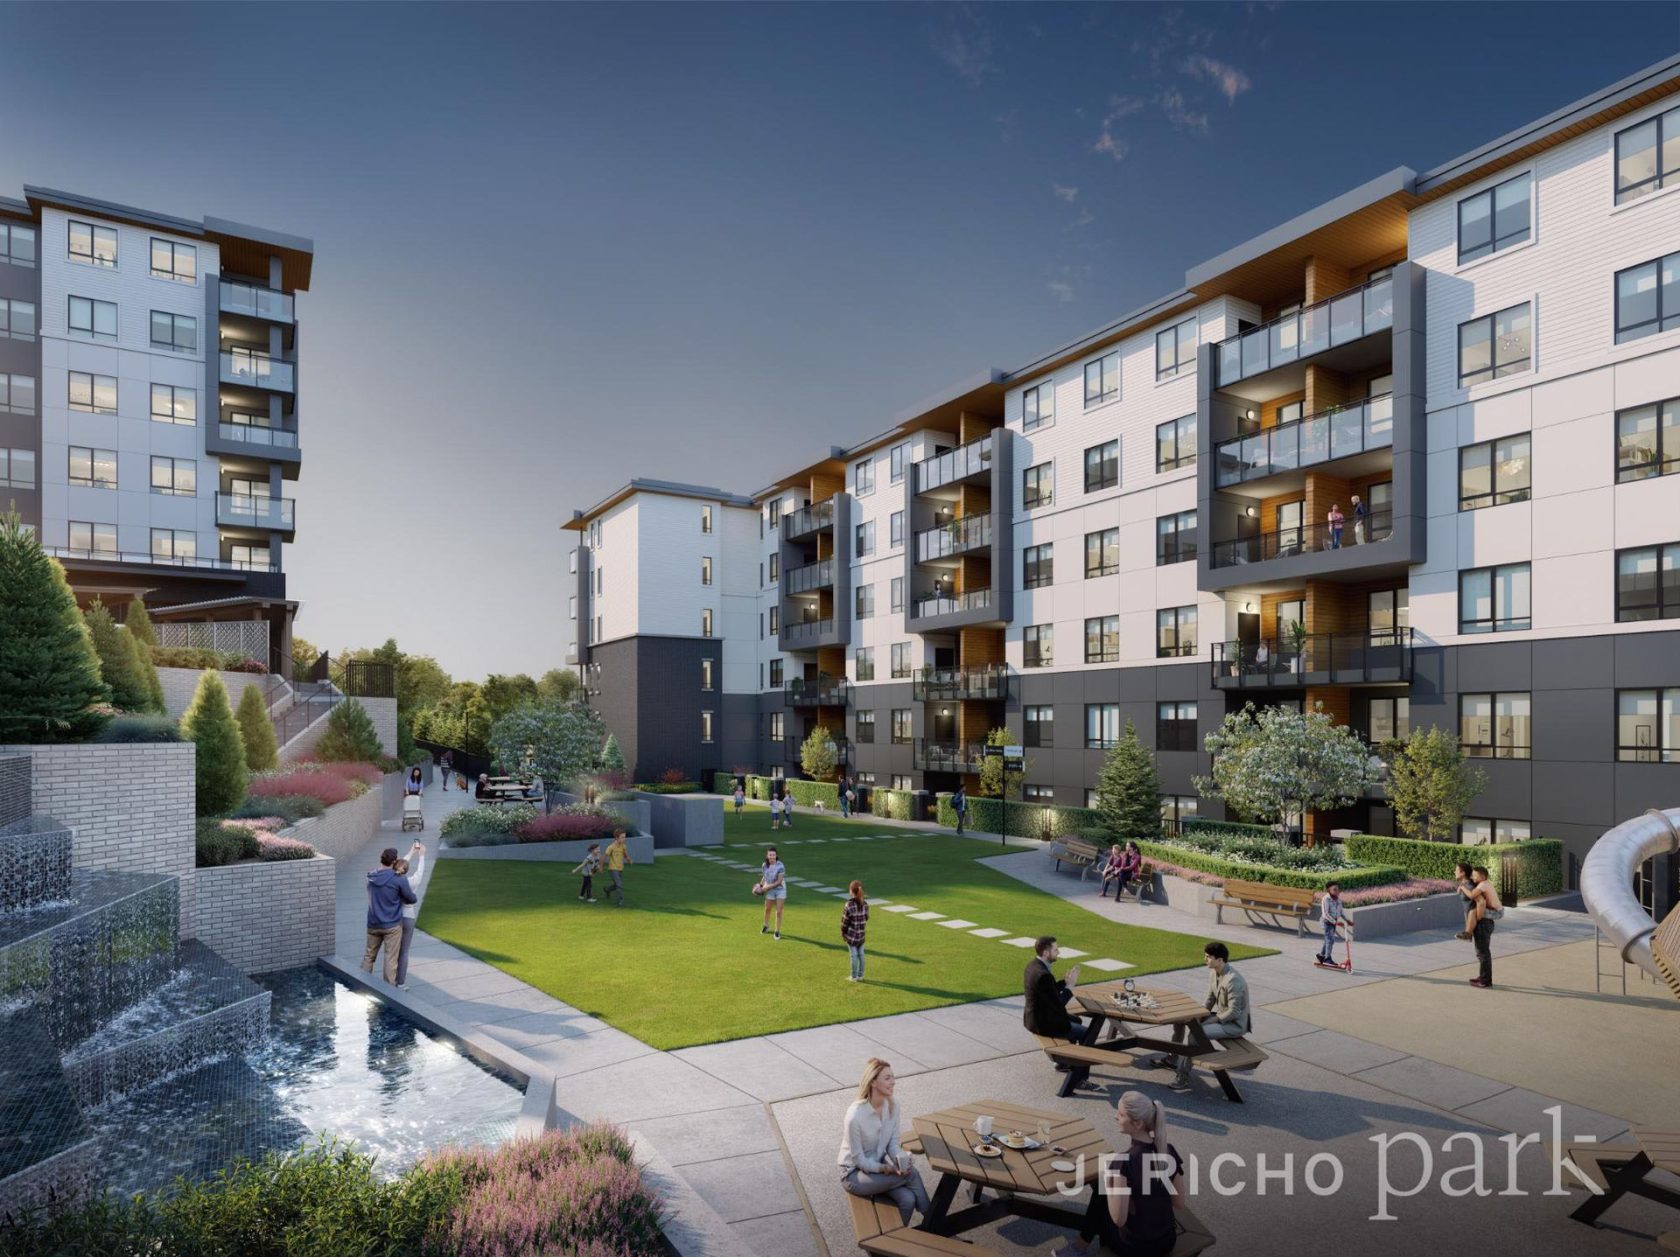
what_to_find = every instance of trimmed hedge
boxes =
[870,787,918,820]
[1344,834,1563,898]
[713,771,738,795]
[782,778,840,809]
[1181,819,1276,841]
[632,782,701,794]
[935,794,1103,839]
[1135,839,1407,891]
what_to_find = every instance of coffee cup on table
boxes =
[975,1115,993,1141]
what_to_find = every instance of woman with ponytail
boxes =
[1056,1090,1184,1257]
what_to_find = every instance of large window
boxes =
[68,445,117,489]
[68,220,118,267]
[150,311,197,352]
[68,295,117,340]
[854,457,875,496]
[1,223,37,266]
[1458,303,1531,386]
[68,521,116,555]
[1024,784,1054,803]
[1155,316,1198,381]
[767,712,784,741]
[0,447,35,490]
[1458,434,1531,510]
[1459,564,1531,634]
[1084,352,1118,406]
[1156,510,1197,565]
[856,710,875,743]
[1457,173,1531,264]
[150,528,195,562]
[855,647,875,681]
[889,511,903,549]
[1368,696,1410,744]
[855,583,874,619]
[1161,795,1198,836]
[891,709,912,744]
[1460,692,1531,759]
[1084,615,1118,663]
[1156,701,1197,752]
[1084,440,1119,492]
[1616,543,1680,622]
[150,238,197,283]
[1617,689,1680,763]
[769,658,784,687]
[1023,543,1054,590]
[890,442,907,484]
[1024,705,1054,748]
[0,373,35,415]
[890,576,904,612]
[1024,624,1053,668]
[1462,817,1531,845]
[1614,251,1679,344]
[150,383,196,425]
[1156,414,1196,472]
[1157,606,1197,657]
[1022,462,1053,509]
[1085,703,1120,750]
[1615,104,1680,204]
[1023,381,1055,431]
[149,455,196,497]
[1085,528,1118,578]
[69,371,117,414]
[0,298,36,340]
[855,520,875,556]
[890,642,912,678]
[1615,397,1680,482]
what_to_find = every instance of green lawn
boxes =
[420,808,1273,1049]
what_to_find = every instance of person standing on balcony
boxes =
[1351,494,1368,545]
[1327,503,1345,550]
[952,784,968,835]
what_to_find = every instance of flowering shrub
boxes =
[632,781,700,794]
[257,834,316,862]
[223,656,269,674]
[1158,828,1355,873]
[516,813,618,843]
[221,816,286,835]
[441,804,540,847]
[298,758,383,786]
[249,771,357,808]
[1339,878,1459,907]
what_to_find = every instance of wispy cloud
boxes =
[931,5,993,87]
[1184,54,1252,105]
[1093,94,1146,162]
[1047,280,1075,303]
[1093,129,1130,164]
[1088,12,1257,157]
[1158,87,1209,135]
[995,109,1022,144]
[1052,184,1080,203]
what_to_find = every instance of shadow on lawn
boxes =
[767,934,923,964]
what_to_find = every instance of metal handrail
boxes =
[785,675,850,705]
[217,421,299,449]
[785,498,835,539]
[1215,274,1394,386]
[784,558,835,594]
[1215,394,1393,487]
[1211,628,1415,685]
[912,664,1011,702]
[915,515,992,562]
[914,741,987,773]
[219,281,295,323]
[43,545,280,573]
[1209,509,1394,568]
[915,435,993,494]
[782,617,836,642]
[910,588,993,619]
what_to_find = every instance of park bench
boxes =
[1115,860,1154,903]
[1034,1032,1135,1097]
[1048,838,1101,880]
[848,1193,1001,1256]
[1210,879,1315,937]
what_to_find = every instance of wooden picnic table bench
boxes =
[1210,878,1315,936]
[1034,1032,1137,1097]
[1071,982,1269,1103]
[1569,1128,1680,1229]
[1048,838,1101,879]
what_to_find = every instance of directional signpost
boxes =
[983,743,1026,844]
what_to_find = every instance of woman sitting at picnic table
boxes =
[838,1058,931,1226]
[1058,1090,1185,1257]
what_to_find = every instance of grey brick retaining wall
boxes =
[283,786,385,861]
[194,855,336,973]
[157,667,272,721]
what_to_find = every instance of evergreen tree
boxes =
[84,599,152,712]
[183,670,248,816]
[316,697,383,762]
[0,512,110,740]
[124,600,167,713]
[600,733,626,772]
[235,682,279,772]
[1095,721,1163,840]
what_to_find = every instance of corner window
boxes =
[1616,689,1680,763]
[68,219,117,267]
[1155,316,1198,380]
[1616,543,1680,622]
[1157,606,1197,657]
[1084,615,1118,663]
[1617,397,1680,482]
[1023,382,1055,431]
[1023,543,1054,590]
[1085,528,1118,578]
[1156,701,1197,752]
[1023,624,1053,668]
[855,458,875,496]
[1615,104,1680,204]
[1460,692,1531,760]
[1457,173,1531,264]
[150,238,197,283]
[1156,414,1196,472]
[1085,703,1119,749]
[69,371,117,415]
[1459,564,1531,634]
[0,298,36,340]
[1458,303,1531,386]
[1024,705,1054,748]
[69,296,117,340]
[1083,440,1118,492]
[1458,434,1531,510]
[1022,462,1053,509]
[69,445,118,489]
[1614,251,1679,344]
[1155,510,1197,565]
[1083,352,1119,406]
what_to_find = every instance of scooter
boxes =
[1313,922,1354,973]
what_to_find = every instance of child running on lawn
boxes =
[572,843,601,903]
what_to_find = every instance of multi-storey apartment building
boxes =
[564,56,1680,875]
[0,187,311,665]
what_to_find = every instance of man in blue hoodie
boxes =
[363,847,417,983]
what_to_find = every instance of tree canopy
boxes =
[488,700,607,787]
[1194,703,1376,839]
[1095,721,1162,840]
[1385,725,1487,842]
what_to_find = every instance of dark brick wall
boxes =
[590,635,725,783]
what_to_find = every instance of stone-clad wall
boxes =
[0,754,30,828]
[195,855,336,973]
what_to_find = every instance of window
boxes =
[68,521,116,555]
[1617,689,1680,763]
[768,606,779,633]
[1461,817,1531,845]
[700,556,712,586]
[68,446,117,489]
[1157,702,1197,752]
[150,528,195,562]
[701,505,713,534]
[1156,414,1196,471]
[890,643,912,679]
[1615,104,1680,204]
[148,384,197,427]
[855,457,875,496]
[1024,785,1054,803]
[1458,434,1531,510]
[769,658,784,687]
[856,583,874,619]
[1615,251,1680,344]
[855,521,875,556]
[856,711,876,743]
[568,596,577,620]
[1083,615,1118,663]
[1023,543,1054,589]
[890,576,904,612]
[1458,303,1531,385]
[68,219,117,266]
[891,775,913,791]
[1,223,37,266]
[1024,624,1053,668]
[1155,316,1198,380]
[1460,692,1531,759]
[68,296,117,340]
[1277,399,1304,426]
[769,553,778,583]
[768,712,784,740]
[700,711,714,743]
[1459,564,1531,634]
[149,238,197,283]
[0,298,36,340]
[701,608,713,637]
[855,647,875,682]
[231,544,268,572]
[889,511,903,549]
[1085,703,1120,749]
[891,709,913,744]
[1368,696,1410,744]
[1616,397,1680,482]
[1156,510,1198,565]
[768,499,780,530]
[149,455,195,497]
[890,443,908,484]
[1157,606,1197,657]
[1022,462,1053,509]
[69,371,117,414]
[0,447,35,490]
[150,311,196,353]
[1084,352,1119,406]
[1616,543,1680,621]
[1084,528,1118,578]
[1457,173,1531,264]
[1023,381,1055,431]
[1084,440,1119,492]
[1024,705,1054,748]
[1162,795,1199,836]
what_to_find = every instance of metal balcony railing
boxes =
[1215,394,1393,488]
[784,732,851,764]
[219,281,295,323]
[912,664,1011,703]
[914,741,987,774]
[915,435,993,495]
[915,515,992,562]
[785,498,835,540]
[43,546,280,573]
[910,588,994,620]
[220,350,295,392]
[1215,275,1393,386]
[784,558,835,594]
[216,491,295,531]
[1209,509,1393,568]
[782,617,836,643]
[785,675,850,706]
[217,421,299,450]
[1211,628,1415,688]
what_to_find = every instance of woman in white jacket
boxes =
[393,840,425,989]
[838,1058,930,1225]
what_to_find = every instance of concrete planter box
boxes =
[553,791,653,837]
[438,833,656,864]
[633,791,723,848]
[281,786,384,861]
[157,667,271,721]
[195,854,336,973]
[1145,870,1465,939]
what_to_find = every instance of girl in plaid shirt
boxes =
[842,880,869,983]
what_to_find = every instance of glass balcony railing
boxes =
[216,491,295,531]
[219,281,295,323]
[217,422,299,450]
[43,546,280,573]
[220,351,295,393]
[786,674,850,706]
[1211,628,1415,688]
[915,435,993,495]
[915,515,992,562]
[1209,509,1394,569]
[785,733,851,764]
[781,617,835,643]
[909,587,993,620]
[912,664,1011,703]
[1215,394,1393,487]
[784,558,835,594]
[1216,275,1393,386]
[914,741,987,774]
[784,498,835,539]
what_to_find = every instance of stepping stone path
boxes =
[969,927,1008,939]
[936,919,978,930]
[909,911,946,921]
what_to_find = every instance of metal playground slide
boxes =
[1581,808,1680,1001]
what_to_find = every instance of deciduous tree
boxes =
[1385,725,1487,842]
[1194,703,1375,844]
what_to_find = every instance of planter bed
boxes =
[1140,869,1469,939]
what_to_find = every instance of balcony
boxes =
[219,281,294,324]
[915,515,992,562]
[785,498,835,540]
[913,663,1011,703]
[216,491,295,533]
[216,422,298,451]
[1215,275,1393,387]
[1209,509,1393,569]
[784,558,835,594]
[910,587,994,622]
[1211,629,1415,689]
[914,741,986,774]
[43,545,279,574]
[916,435,993,495]
[781,617,836,645]
[786,675,850,706]
[1215,395,1393,488]
[220,350,295,393]
[784,732,851,764]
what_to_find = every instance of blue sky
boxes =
[1,4,1674,678]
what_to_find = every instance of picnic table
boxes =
[1074,981,1266,1103]
[1570,1128,1680,1229]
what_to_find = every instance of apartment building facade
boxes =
[564,57,1680,876]
[0,188,311,665]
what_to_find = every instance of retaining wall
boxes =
[283,786,385,861]
[157,667,273,721]
[553,791,652,837]
[195,855,336,973]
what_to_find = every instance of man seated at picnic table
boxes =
[1023,935,1091,1049]
[1140,941,1250,1092]
[475,772,491,799]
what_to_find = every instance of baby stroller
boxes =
[401,794,425,832]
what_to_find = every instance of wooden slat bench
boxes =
[1211,879,1315,936]
[1049,839,1101,880]
[848,1192,1001,1256]
[1035,1033,1134,1098]
[1116,861,1154,903]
